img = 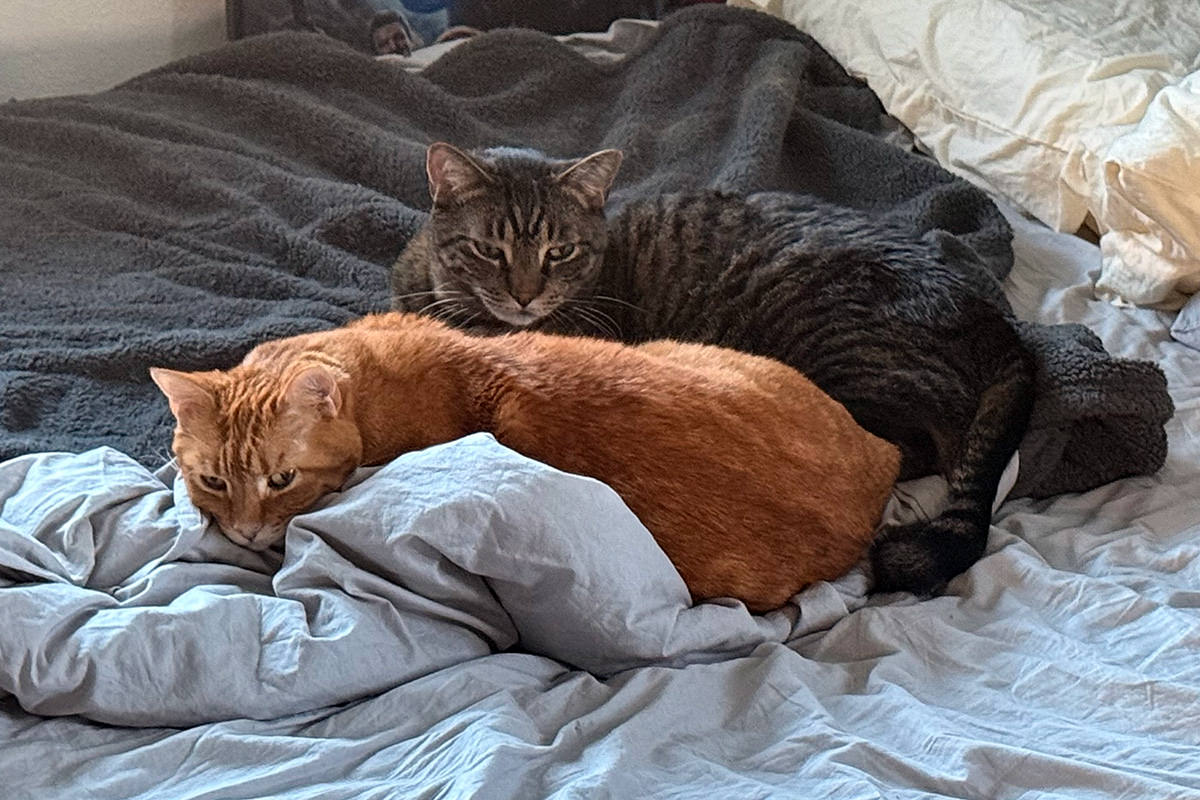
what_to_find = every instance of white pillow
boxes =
[732,0,1200,309]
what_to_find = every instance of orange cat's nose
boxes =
[224,522,277,551]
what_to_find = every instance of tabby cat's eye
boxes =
[469,240,505,262]
[200,475,227,492]
[267,470,296,491]
[545,244,576,262]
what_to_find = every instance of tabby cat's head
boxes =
[420,142,623,328]
[150,362,362,550]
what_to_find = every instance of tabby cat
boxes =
[392,142,1036,596]
[151,312,900,612]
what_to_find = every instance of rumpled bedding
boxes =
[0,434,799,727]
[1,7,1198,797]
[1,209,1199,798]
[1172,290,1200,353]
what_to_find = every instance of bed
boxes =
[1,6,1197,798]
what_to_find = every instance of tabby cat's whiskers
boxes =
[588,294,646,315]
[440,305,480,329]
[392,289,445,304]
[564,300,621,339]
[417,295,468,321]
[548,307,582,337]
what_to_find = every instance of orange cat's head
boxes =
[150,361,363,550]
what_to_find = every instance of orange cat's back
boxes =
[479,332,900,612]
[177,312,900,612]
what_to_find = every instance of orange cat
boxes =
[151,313,900,612]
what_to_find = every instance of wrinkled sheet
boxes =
[2,212,1200,799]
[0,434,799,727]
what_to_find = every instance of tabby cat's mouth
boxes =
[483,303,546,328]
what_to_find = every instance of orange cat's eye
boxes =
[267,470,296,491]
[200,475,227,492]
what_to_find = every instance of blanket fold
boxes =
[1012,322,1173,498]
[0,4,1170,495]
[0,437,797,726]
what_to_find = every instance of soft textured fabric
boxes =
[0,5,1171,499]
[0,435,800,726]
[1011,320,1172,498]
[1172,286,1200,353]
[734,0,1200,309]
[0,432,993,728]
[2,214,1199,799]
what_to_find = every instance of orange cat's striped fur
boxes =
[151,312,900,612]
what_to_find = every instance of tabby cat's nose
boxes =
[508,275,543,308]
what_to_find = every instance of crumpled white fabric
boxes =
[734,0,1200,308]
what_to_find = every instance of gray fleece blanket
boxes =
[0,4,1170,496]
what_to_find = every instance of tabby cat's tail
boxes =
[870,312,1035,595]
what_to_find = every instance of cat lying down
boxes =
[151,312,899,613]
[393,143,1036,598]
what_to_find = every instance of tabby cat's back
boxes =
[390,142,1033,597]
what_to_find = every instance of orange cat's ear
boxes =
[555,149,623,210]
[284,365,344,419]
[149,368,215,429]
[426,142,492,206]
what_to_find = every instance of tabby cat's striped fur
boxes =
[392,143,1036,596]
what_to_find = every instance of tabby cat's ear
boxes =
[284,365,344,419]
[150,368,215,429]
[555,149,623,210]
[426,142,493,206]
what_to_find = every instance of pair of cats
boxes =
[155,141,1033,611]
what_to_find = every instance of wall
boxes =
[0,0,227,101]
